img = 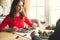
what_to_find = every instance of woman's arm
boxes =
[0,16,10,31]
[24,16,37,27]
[24,16,33,27]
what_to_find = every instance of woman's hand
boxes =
[32,23,38,28]
[9,26,19,33]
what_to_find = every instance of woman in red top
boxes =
[0,0,37,32]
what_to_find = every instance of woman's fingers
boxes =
[32,23,38,28]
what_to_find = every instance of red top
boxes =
[0,15,33,31]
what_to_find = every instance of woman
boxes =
[0,0,37,32]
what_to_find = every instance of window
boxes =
[50,0,60,25]
[27,0,45,21]
[28,0,60,25]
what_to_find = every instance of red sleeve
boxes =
[0,16,10,31]
[24,16,33,27]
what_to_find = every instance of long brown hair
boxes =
[9,0,24,21]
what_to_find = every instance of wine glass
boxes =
[40,21,45,24]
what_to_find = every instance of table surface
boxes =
[0,32,31,40]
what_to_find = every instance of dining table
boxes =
[0,32,31,40]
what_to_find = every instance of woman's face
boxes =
[16,1,23,13]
